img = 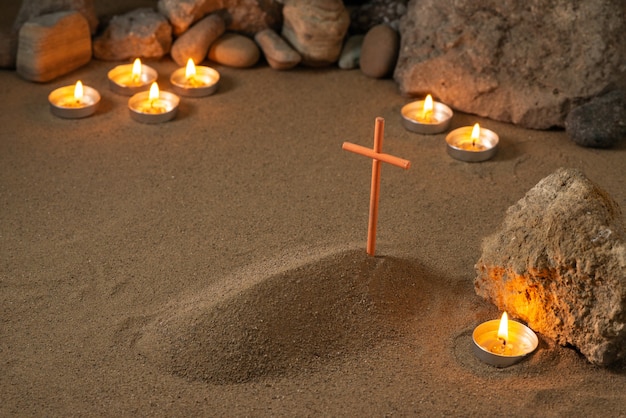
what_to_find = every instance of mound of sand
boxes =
[135,249,434,384]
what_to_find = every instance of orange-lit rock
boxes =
[475,168,626,366]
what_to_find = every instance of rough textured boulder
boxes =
[395,0,626,129]
[16,11,92,82]
[93,8,172,61]
[281,0,349,66]
[158,0,283,36]
[475,168,626,366]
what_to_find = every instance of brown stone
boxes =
[16,11,92,82]
[474,168,626,366]
[170,13,225,67]
[281,0,349,66]
[360,24,398,78]
[93,8,172,61]
[208,33,260,68]
[254,29,301,70]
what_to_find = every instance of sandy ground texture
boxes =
[2,57,626,417]
[2,3,626,417]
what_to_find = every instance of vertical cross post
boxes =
[342,117,411,256]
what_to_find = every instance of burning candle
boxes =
[445,123,499,162]
[48,80,100,119]
[107,58,158,96]
[170,58,220,97]
[401,94,453,134]
[128,82,179,124]
[472,312,539,367]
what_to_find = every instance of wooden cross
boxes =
[342,117,411,256]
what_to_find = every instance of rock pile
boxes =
[3,0,402,82]
[2,0,624,133]
[475,168,626,367]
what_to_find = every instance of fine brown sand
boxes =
[2,3,626,417]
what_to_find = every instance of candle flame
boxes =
[471,123,480,142]
[132,58,142,80]
[149,82,159,100]
[74,80,84,100]
[424,94,433,113]
[497,311,509,342]
[185,58,196,79]
[421,94,434,122]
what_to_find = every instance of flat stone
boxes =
[13,0,98,35]
[93,8,172,61]
[208,33,260,68]
[254,28,301,70]
[565,89,626,148]
[170,13,225,67]
[395,0,626,129]
[338,35,364,70]
[281,0,349,67]
[158,0,282,36]
[360,24,398,78]
[475,168,626,366]
[16,11,91,82]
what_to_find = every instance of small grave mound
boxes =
[136,249,427,384]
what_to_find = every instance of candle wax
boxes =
[416,110,438,124]
[478,330,531,357]
[183,75,208,88]
[115,73,147,87]
[456,140,487,151]
[136,99,168,114]
[57,97,85,108]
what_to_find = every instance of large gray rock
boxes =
[93,8,172,61]
[395,0,626,129]
[158,0,283,36]
[281,0,349,67]
[475,168,626,367]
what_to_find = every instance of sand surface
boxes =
[2,5,626,414]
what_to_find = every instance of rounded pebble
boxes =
[359,24,399,78]
[208,33,260,68]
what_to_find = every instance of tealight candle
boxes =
[472,312,539,368]
[108,58,158,96]
[445,123,499,162]
[128,82,179,124]
[170,58,220,97]
[48,80,100,119]
[401,94,453,134]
